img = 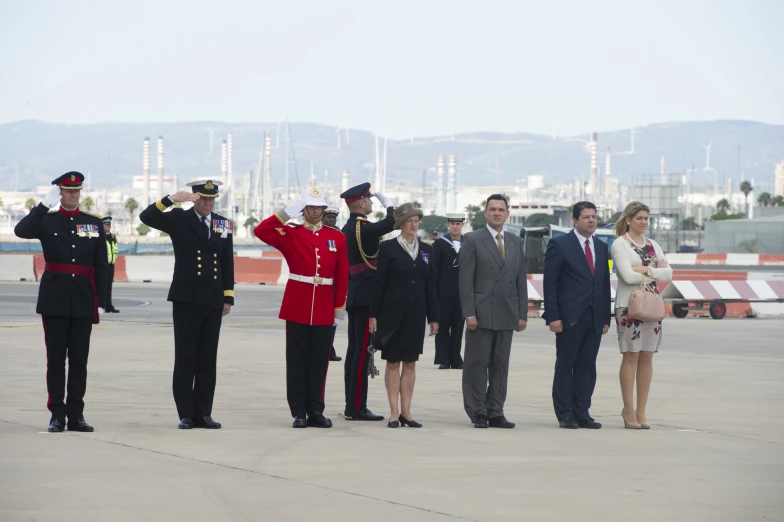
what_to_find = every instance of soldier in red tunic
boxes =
[254,185,349,428]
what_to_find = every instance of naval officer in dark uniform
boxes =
[432,213,466,369]
[14,171,108,433]
[340,182,395,421]
[103,216,120,313]
[323,206,343,362]
[139,180,235,430]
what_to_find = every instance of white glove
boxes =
[374,192,395,208]
[41,185,61,209]
[333,317,343,327]
[98,307,105,315]
[283,198,307,219]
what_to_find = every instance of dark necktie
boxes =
[201,216,210,239]
[585,239,595,307]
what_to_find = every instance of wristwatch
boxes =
[646,267,653,278]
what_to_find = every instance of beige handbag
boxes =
[627,277,665,322]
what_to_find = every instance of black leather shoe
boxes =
[576,417,602,429]
[292,415,307,428]
[194,416,222,429]
[330,355,342,361]
[559,417,579,429]
[438,364,449,369]
[488,416,515,428]
[178,417,194,429]
[346,408,384,421]
[67,419,94,432]
[473,414,488,428]
[399,416,422,428]
[306,413,333,428]
[48,419,65,433]
[452,364,463,370]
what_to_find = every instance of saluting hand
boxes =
[170,191,200,203]
[284,199,307,219]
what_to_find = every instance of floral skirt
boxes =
[615,308,662,354]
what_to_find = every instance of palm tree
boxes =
[757,192,772,207]
[25,198,37,212]
[716,198,731,214]
[80,196,94,211]
[243,216,259,236]
[464,204,481,223]
[773,195,784,207]
[739,181,753,216]
[124,198,139,234]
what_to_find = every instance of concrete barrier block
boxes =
[0,254,36,281]
[125,256,175,282]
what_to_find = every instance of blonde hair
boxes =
[614,201,650,237]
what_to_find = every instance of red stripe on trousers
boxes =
[355,321,370,412]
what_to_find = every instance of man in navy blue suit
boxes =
[542,201,611,429]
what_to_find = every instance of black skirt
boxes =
[380,328,420,363]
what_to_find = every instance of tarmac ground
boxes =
[0,282,782,522]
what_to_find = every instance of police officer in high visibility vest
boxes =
[14,171,108,433]
[103,216,120,313]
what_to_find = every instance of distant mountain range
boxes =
[0,119,782,191]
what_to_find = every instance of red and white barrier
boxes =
[665,253,784,266]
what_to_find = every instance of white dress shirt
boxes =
[198,212,212,238]
[487,225,504,250]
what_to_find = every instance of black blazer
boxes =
[14,203,108,318]
[542,230,611,333]
[431,235,462,299]
[370,238,438,353]
[140,199,234,310]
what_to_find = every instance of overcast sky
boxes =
[1,0,782,138]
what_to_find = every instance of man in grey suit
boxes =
[459,194,528,428]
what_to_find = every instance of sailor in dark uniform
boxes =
[14,171,108,433]
[103,216,120,313]
[323,206,343,362]
[139,180,235,430]
[432,213,466,369]
[340,183,396,421]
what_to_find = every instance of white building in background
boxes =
[775,163,784,197]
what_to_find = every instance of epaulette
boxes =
[356,215,368,221]
[47,209,58,214]
[81,210,103,220]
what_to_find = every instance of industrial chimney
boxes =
[589,132,598,199]
[436,154,446,216]
[263,135,272,218]
[220,140,228,185]
[446,154,457,213]
[604,147,612,197]
[142,137,151,206]
[156,136,164,200]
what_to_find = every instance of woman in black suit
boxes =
[369,203,439,428]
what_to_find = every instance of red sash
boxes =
[44,262,99,324]
[349,259,377,277]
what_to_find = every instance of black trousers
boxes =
[172,301,223,420]
[285,321,332,417]
[552,306,602,421]
[344,305,371,415]
[434,295,465,367]
[106,264,115,310]
[41,315,93,422]
[330,326,338,359]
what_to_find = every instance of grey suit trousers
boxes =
[462,328,514,422]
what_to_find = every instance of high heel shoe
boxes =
[399,416,422,428]
[622,410,641,429]
[636,410,651,429]
[388,418,400,428]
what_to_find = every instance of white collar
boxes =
[487,225,504,238]
[574,229,593,245]
[197,212,212,222]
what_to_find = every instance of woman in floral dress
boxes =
[611,202,672,429]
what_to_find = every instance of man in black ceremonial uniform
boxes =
[340,182,395,421]
[432,213,466,369]
[140,179,235,430]
[14,171,108,433]
[103,216,120,313]
[323,206,343,362]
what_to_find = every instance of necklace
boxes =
[625,233,646,248]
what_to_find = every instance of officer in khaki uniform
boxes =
[139,179,235,430]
